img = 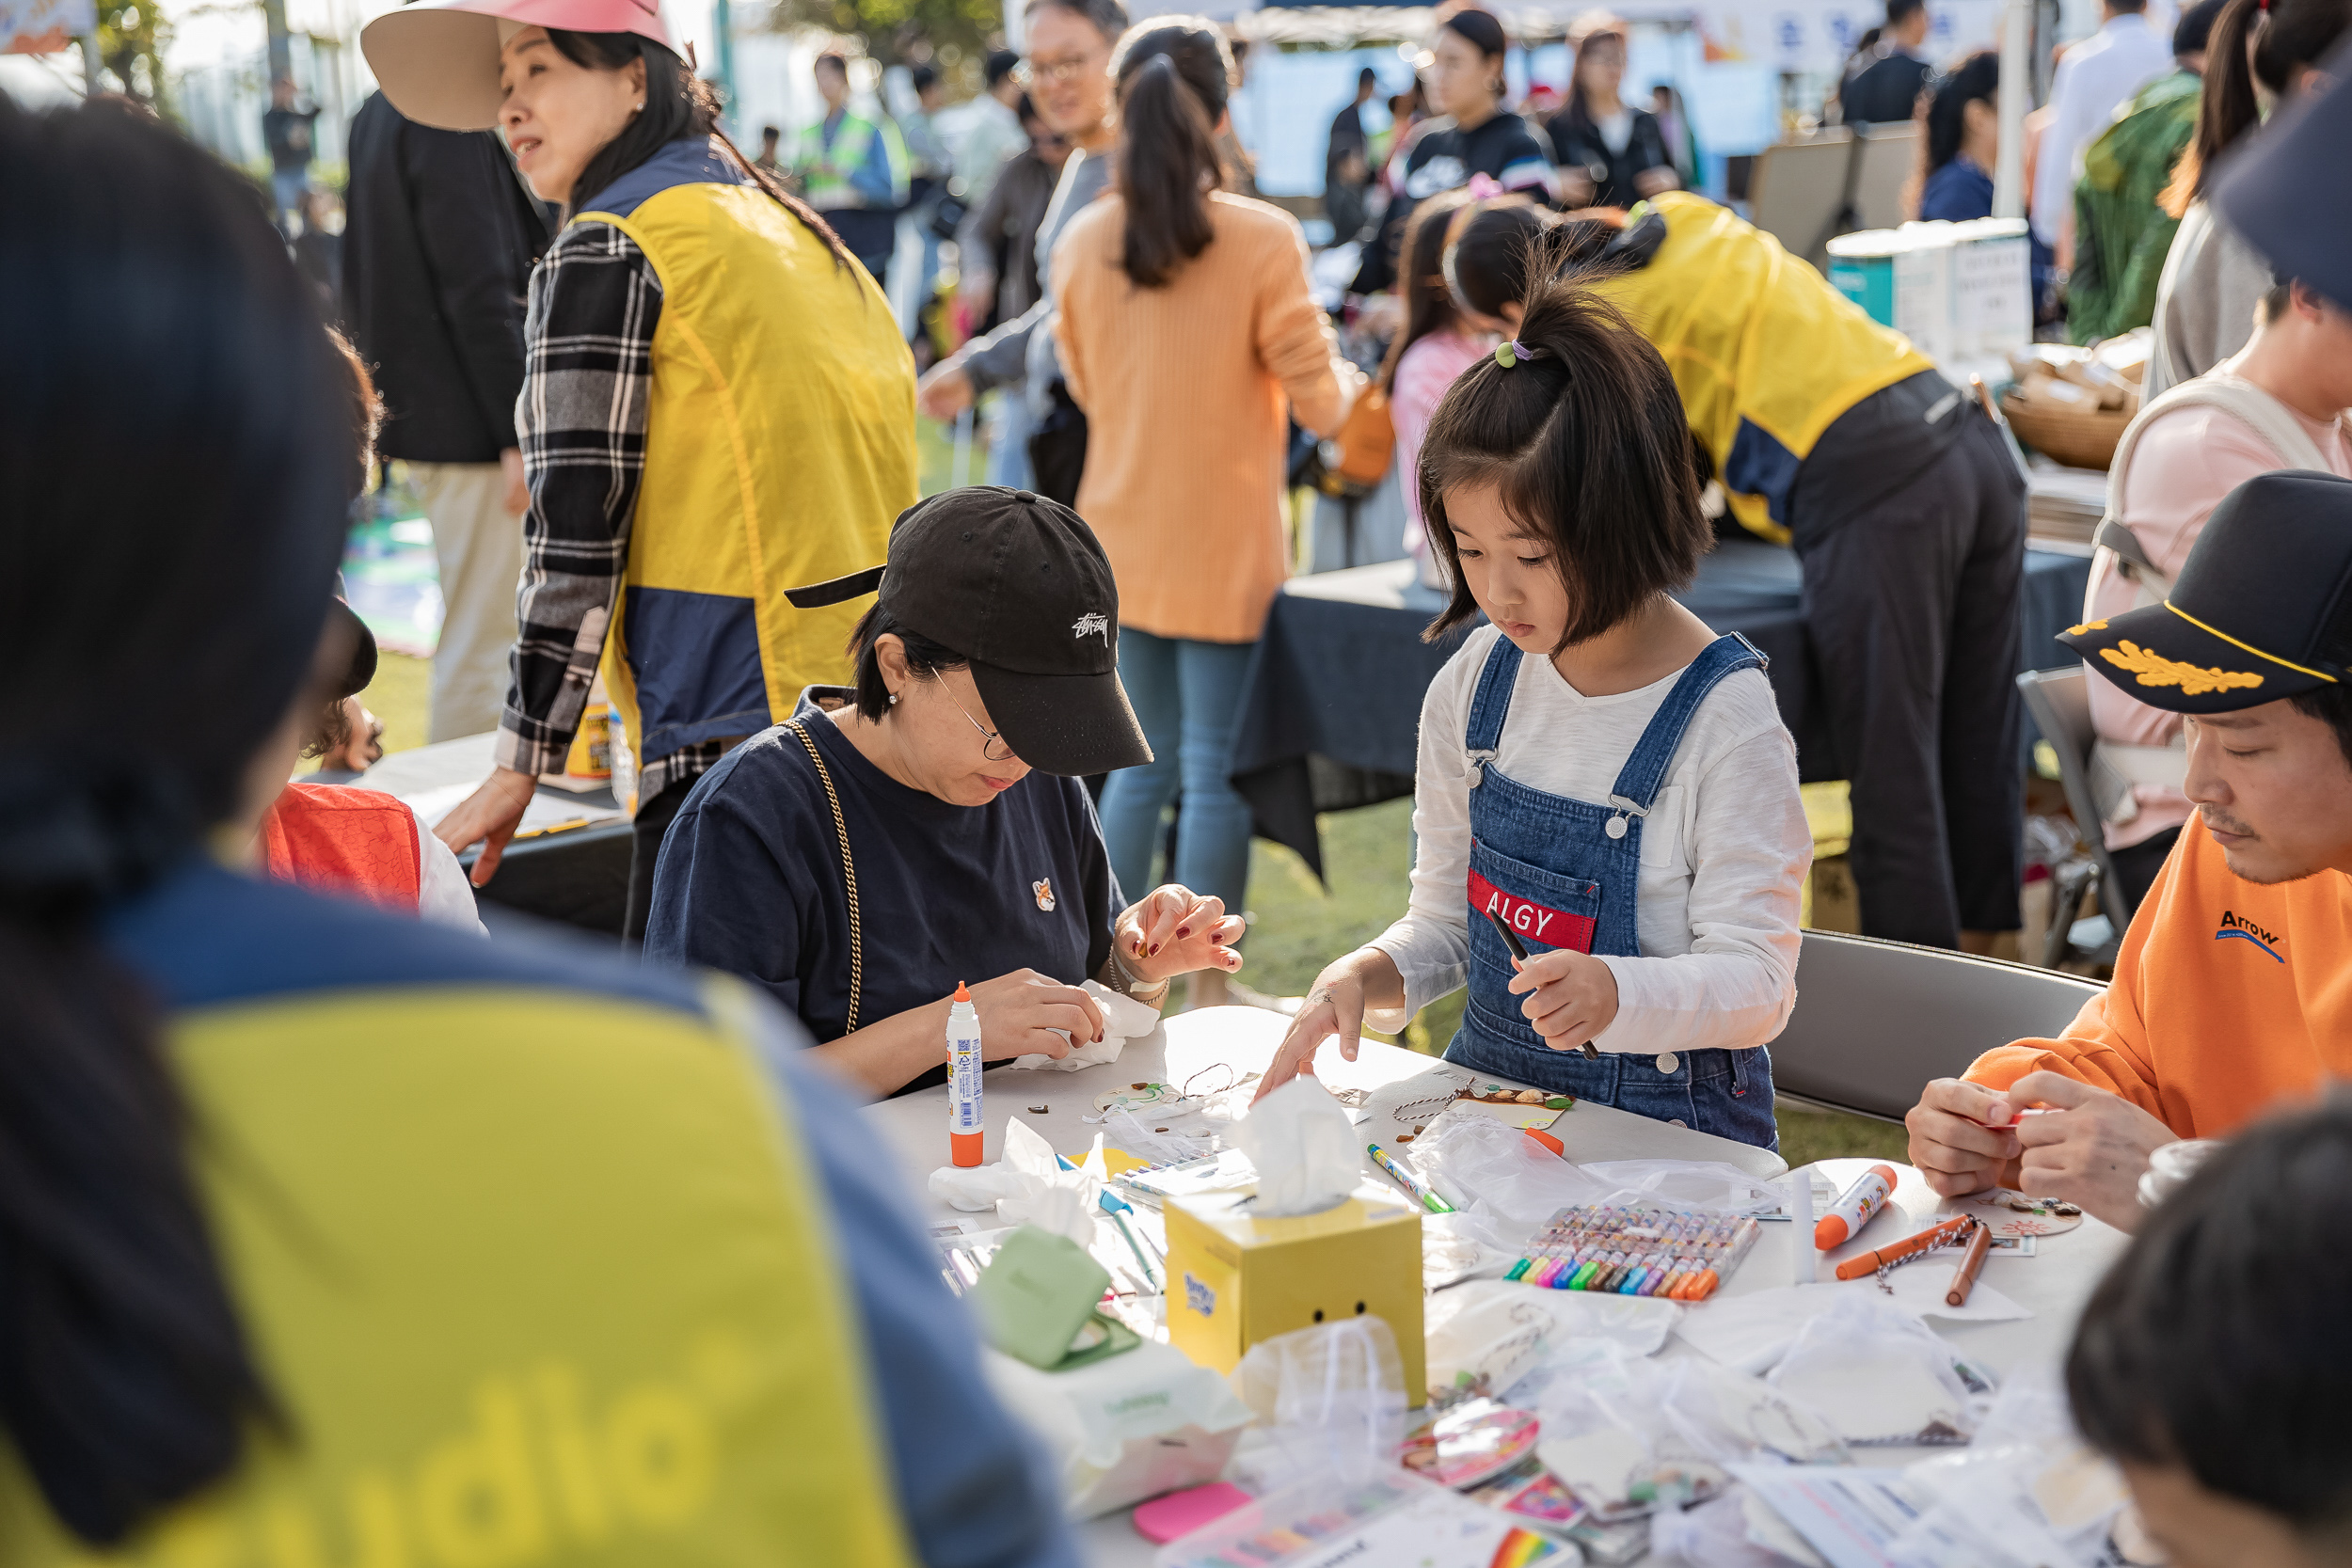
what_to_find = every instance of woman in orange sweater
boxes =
[1054,16,1361,1000]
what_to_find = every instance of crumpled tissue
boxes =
[1233,1074,1361,1217]
[1003,979,1164,1071]
[928,1115,1101,1243]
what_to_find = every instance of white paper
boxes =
[1235,1076,1361,1216]
[1728,1465,1924,1568]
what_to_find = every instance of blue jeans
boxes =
[1099,629,1257,913]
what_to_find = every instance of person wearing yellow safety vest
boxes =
[0,95,1072,1568]
[793,49,912,287]
[373,0,919,940]
[1443,192,2027,951]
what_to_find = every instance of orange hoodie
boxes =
[1965,815,2352,1137]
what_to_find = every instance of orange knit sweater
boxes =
[1052,191,1363,643]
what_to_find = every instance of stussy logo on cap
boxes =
[1072,611,1110,644]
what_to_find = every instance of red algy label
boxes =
[1468,868,1597,954]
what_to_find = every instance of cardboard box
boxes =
[1164,1184,1425,1398]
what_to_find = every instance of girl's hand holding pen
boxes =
[1507,948,1620,1053]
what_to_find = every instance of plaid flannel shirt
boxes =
[496,219,727,806]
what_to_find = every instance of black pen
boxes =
[1484,905,1600,1059]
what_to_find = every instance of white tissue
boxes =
[1235,1075,1362,1217]
[925,1115,1104,1244]
[1004,979,1165,1071]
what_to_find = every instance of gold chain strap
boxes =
[787,721,861,1034]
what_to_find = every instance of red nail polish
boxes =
[1150,943,1162,957]
[1177,926,1191,939]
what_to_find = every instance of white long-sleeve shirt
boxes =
[1367,625,1811,1056]
[2030,13,2174,247]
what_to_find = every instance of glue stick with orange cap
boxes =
[1815,1164,1899,1250]
[948,982,984,1167]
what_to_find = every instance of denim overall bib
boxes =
[1444,632,1779,1149]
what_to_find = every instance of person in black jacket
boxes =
[1547,23,1678,209]
[342,89,550,743]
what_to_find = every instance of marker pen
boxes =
[948,982,984,1167]
[1481,906,1601,1059]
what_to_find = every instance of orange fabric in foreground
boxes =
[1965,814,2352,1139]
[260,781,422,912]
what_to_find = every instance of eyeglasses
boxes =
[1020,55,1100,86]
[939,679,1018,762]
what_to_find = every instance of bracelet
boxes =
[1111,943,1171,1002]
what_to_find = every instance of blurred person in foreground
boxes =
[0,92,1071,1568]
[2069,1096,2352,1568]
[1906,473,2352,1232]
[365,0,916,940]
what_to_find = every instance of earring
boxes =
[888,691,900,706]
[633,102,645,112]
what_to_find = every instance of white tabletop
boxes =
[863,1006,2127,1565]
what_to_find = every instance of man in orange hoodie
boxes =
[1907,471,2352,1227]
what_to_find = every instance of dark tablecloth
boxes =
[1231,538,2094,879]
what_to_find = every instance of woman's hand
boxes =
[1507,949,1620,1053]
[1633,166,1680,198]
[432,766,536,887]
[1117,884,1246,986]
[1254,947,1405,1103]
[968,969,1106,1063]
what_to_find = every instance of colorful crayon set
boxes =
[1503,1206,1761,1302]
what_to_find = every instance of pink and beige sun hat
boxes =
[361,0,679,131]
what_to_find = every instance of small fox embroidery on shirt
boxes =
[1033,879,1057,912]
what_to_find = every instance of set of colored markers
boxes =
[1503,1206,1762,1301]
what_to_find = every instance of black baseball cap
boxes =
[2061,472,2352,713]
[786,487,1152,777]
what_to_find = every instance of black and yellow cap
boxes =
[2061,471,2352,714]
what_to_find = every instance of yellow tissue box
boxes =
[1164,1185,1425,1398]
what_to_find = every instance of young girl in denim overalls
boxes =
[1258,265,1811,1149]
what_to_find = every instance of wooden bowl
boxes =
[2000,389,2131,471]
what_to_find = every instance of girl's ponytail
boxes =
[1109,19,1233,288]
[2162,0,2352,217]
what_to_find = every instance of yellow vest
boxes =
[574,138,915,764]
[0,977,915,1568]
[1590,192,1933,544]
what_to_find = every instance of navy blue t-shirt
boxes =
[644,689,1123,1088]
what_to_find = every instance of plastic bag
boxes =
[1425,1278,1680,1399]
[982,1339,1254,1521]
[1226,1317,1410,1492]
[1768,1294,1983,1445]
[1650,1489,1828,1567]
[1884,1362,2132,1568]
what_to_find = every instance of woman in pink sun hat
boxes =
[365,0,919,940]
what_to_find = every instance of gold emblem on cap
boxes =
[2100,641,2265,695]
[2066,619,2108,636]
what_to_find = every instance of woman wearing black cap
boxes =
[643,487,1248,1098]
